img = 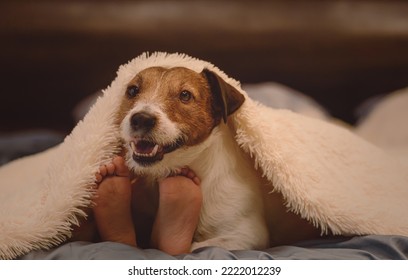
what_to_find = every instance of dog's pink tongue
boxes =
[136,140,156,154]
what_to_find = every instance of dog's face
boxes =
[117,66,244,177]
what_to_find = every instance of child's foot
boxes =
[151,168,202,255]
[93,156,137,246]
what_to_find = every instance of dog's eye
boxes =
[126,85,140,98]
[179,90,192,103]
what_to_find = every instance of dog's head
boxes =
[117,66,245,177]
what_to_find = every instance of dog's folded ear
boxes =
[202,68,245,123]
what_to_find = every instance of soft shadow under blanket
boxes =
[1,52,408,259]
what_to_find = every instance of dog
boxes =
[117,66,321,250]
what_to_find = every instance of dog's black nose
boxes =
[130,112,157,132]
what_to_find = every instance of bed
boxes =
[18,236,408,260]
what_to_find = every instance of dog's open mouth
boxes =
[129,138,183,166]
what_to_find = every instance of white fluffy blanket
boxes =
[1,52,408,259]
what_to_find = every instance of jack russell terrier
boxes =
[116,66,320,250]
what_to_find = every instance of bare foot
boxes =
[151,167,202,255]
[93,156,137,246]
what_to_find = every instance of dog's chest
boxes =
[192,160,264,242]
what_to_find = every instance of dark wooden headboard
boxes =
[1,0,407,132]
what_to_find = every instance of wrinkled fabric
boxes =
[20,235,408,260]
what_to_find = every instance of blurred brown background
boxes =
[1,0,408,133]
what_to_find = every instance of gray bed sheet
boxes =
[19,235,408,260]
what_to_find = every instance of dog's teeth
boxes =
[130,141,136,153]
[130,142,160,158]
[152,144,159,156]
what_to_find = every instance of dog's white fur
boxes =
[119,67,269,250]
[186,125,269,250]
[121,101,182,160]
